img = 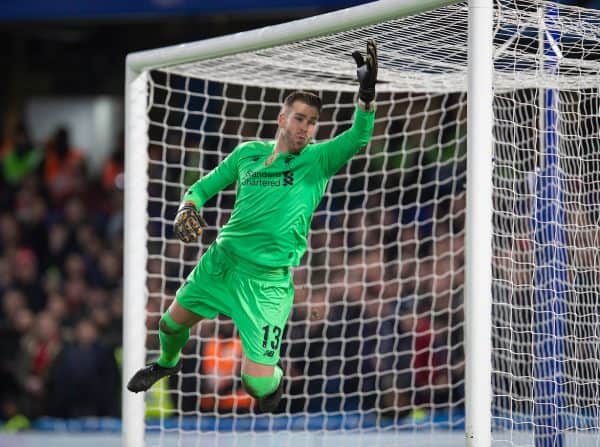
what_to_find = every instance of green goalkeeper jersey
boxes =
[183,106,375,267]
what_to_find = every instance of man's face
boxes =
[278,100,319,153]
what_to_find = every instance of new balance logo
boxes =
[283,170,294,186]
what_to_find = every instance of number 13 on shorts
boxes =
[262,325,283,352]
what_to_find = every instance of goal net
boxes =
[124,0,600,446]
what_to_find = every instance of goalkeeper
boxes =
[127,40,378,413]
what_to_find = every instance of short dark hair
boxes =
[283,91,322,114]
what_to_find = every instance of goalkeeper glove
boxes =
[174,201,207,243]
[352,39,378,106]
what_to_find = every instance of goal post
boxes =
[124,0,600,446]
[465,1,493,446]
[123,69,150,447]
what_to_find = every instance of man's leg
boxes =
[234,278,292,412]
[127,301,203,393]
[241,356,284,413]
[217,247,293,412]
[157,301,203,367]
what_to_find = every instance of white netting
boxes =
[492,87,600,446]
[135,0,600,445]
[144,79,467,441]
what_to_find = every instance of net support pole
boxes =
[122,67,150,447]
[126,0,458,76]
[465,0,493,446]
[533,4,566,447]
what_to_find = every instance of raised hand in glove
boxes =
[352,39,378,106]
[174,201,207,243]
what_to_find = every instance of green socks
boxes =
[157,312,190,368]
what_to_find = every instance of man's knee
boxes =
[242,365,283,399]
[159,313,188,335]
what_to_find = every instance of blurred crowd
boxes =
[0,104,468,428]
[139,92,469,420]
[147,191,468,419]
[1,0,599,433]
[0,118,124,428]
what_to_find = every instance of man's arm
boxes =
[174,147,240,242]
[314,107,375,178]
[314,39,378,178]
[182,148,240,209]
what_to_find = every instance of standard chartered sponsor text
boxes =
[241,171,282,187]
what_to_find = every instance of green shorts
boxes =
[175,242,293,366]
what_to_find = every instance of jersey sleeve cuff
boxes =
[357,99,376,112]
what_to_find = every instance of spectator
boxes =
[285,286,331,413]
[1,120,43,188]
[17,311,62,417]
[13,248,46,313]
[378,307,416,418]
[0,289,27,330]
[323,259,378,412]
[45,292,68,327]
[96,249,122,290]
[63,277,89,320]
[0,289,34,426]
[198,318,253,413]
[0,213,20,258]
[43,222,72,275]
[0,257,13,294]
[15,190,48,256]
[46,318,119,417]
[43,126,86,204]
[101,131,124,192]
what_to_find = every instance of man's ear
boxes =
[277,112,287,128]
